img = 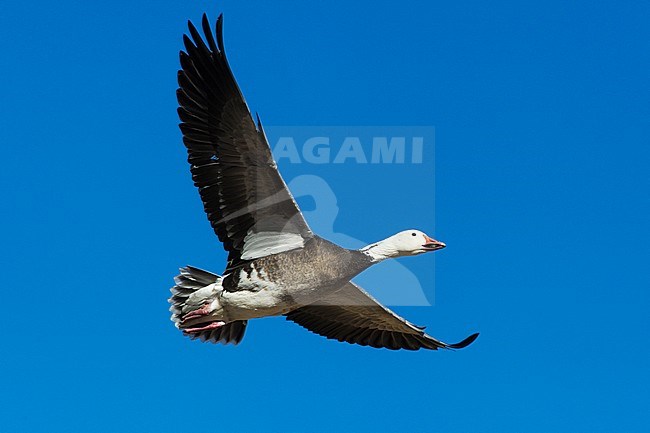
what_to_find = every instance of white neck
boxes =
[360,238,400,262]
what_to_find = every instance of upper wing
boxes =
[177,14,313,269]
[285,282,479,350]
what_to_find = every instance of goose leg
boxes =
[183,321,226,334]
[181,302,214,322]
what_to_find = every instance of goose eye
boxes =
[411,233,416,236]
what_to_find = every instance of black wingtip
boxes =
[201,14,218,53]
[216,14,225,54]
[188,13,224,56]
[182,34,195,52]
[448,332,479,349]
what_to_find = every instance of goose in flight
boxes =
[169,14,478,351]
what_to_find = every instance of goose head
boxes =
[361,229,446,261]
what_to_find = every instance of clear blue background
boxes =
[1,1,648,432]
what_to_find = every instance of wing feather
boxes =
[177,14,312,269]
[285,282,479,351]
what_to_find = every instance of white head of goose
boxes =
[168,14,478,351]
[361,229,446,261]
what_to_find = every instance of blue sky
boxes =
[1,1,649,432]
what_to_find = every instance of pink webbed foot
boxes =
[183,321,226,335]
[181,302,213,323]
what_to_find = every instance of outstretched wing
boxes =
[177,14,313,270]
[285,282,479,351]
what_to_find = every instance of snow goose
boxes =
[169,14,479,351]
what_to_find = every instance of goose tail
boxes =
[169,266,247,345]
